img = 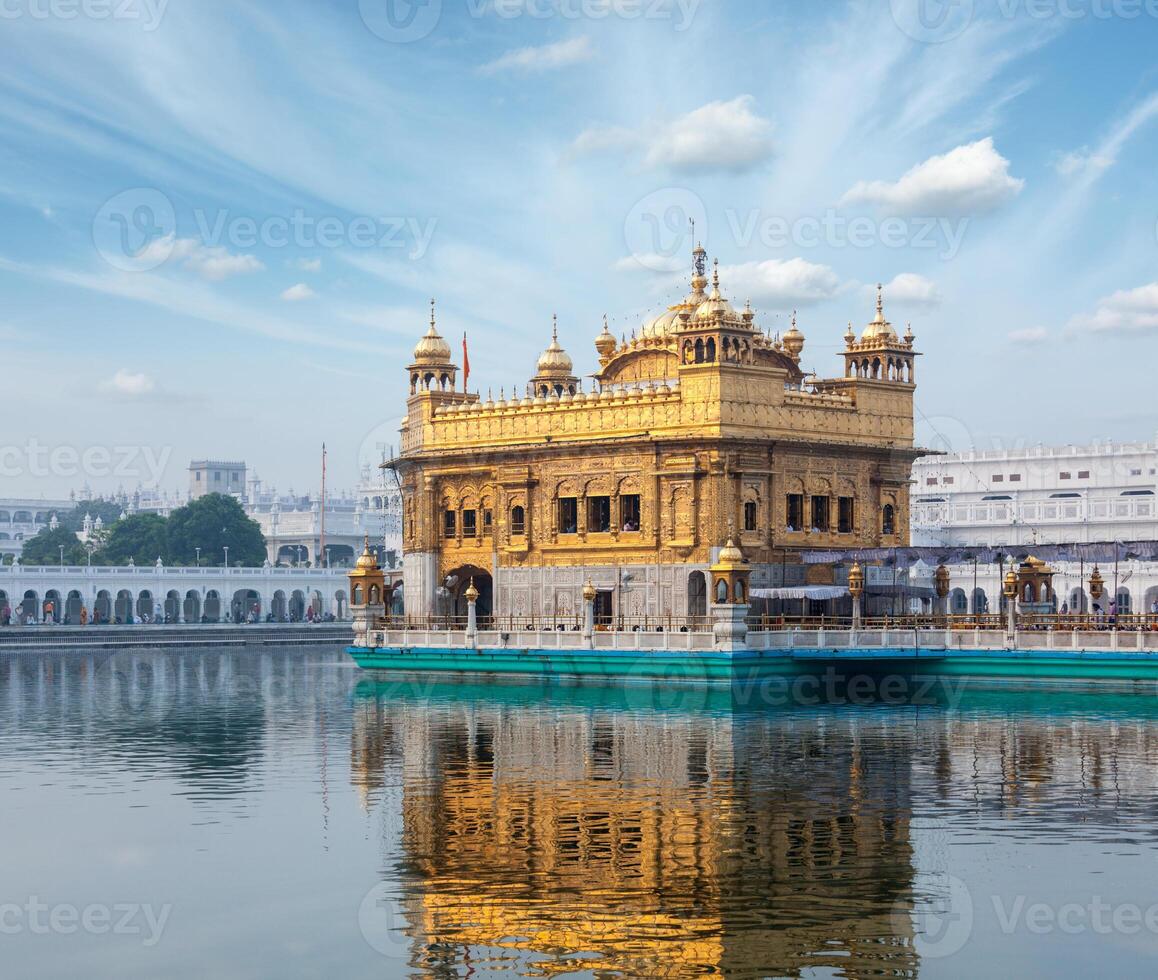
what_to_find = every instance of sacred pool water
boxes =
[3,647,1157,978]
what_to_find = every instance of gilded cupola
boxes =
[861,284,899,343]
[531,316,579,397]
[408,299,458,395]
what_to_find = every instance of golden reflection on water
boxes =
[353,684,920,979]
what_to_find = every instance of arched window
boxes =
[694,339,705,363]
[510,506,526,536]
[882,504,896,535]
[734,580,746,602]
[716,578,728,603]
[705,338,716,362]
[369,584,380,604]
[743,500,757,532]
[353,584,364,605]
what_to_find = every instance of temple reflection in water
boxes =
[352,683,920,978]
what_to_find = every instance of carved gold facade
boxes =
[394,246,924,618]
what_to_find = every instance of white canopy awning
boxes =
[750,586,850,601]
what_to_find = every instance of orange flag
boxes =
[462,332,470,392]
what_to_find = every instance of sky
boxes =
[1,0,1157,498]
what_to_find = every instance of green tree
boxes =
[59,499,125,533]
[101,513,170,566]
[20,526,88,566]
[167,494,267,567]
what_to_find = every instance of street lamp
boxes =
[59,545,64,568]
[223,545,230,569]
[195,547,201,567]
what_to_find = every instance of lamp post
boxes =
[935,564,951,626]
[1003,568,1018,636]
[1090,565,1105,624]
[223,545,230,569]
[195,547,201,568]
[582,580,597,645]
[848,562,864,631]
[464,578,479,647]
[59,545,64,569]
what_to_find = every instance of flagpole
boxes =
[320,443,327,569]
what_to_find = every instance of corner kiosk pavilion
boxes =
[394,245,923,623]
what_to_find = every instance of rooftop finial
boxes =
[712,257,720,289]
[876,283,884,318]
[552,313,558,342]
[430,297,437,329]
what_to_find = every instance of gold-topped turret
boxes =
[531,316,579,397]
[782,311,805,361]
[842,285,919,385]
[408,299,459,394]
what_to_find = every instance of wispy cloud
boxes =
[875,273,941,308]
[721,258,842,308]
[570,96,774,175]
[1070,283,1158,335]
[137,235,265,280]
[1009,326,1049,345]
[480,36,595,74]
[100,369,155,397]
[281,282,316,302]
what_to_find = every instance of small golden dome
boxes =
[782,312,805,357]
[717,538,744,564]
[862,284,899,343]
[355,537,379,570]
[537,318,574,376]
[595,316,617,357]
[413,300,451,363]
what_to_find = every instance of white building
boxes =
[912,438,1158,616]
[0,497,75,563]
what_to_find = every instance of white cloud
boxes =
[480,36,595,75]
[720,258,842,308]
[570,96,774,175]
[841,138,1024,215]
[1009,326,1049,345]
[101,369,155,396]
[875,273,941,308]
[1070,283,1158,334]
[569,124,639,157]
[281,282,317,302]
[1054,147,1113,178]
[292,257,322,272]
[643,96,774,174]
[137,235,265,280]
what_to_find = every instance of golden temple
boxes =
[394,244,923,619]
